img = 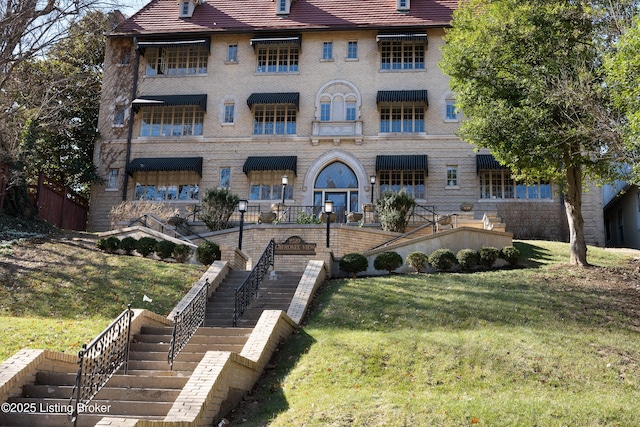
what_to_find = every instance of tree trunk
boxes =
[564,163,589,266]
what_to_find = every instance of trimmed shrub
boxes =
[375,191,416,233]
[136,237,158,257]
[500,246,521,266]
[339,253,369,278]
[478,247,500,268]
[173,244,192,263]
[196,241,221,265]
[406,251,430,273]
[156,240,177,259]
[429,249,456,271]
[119,236,138,255]
[373,251,403,274]
[198,188,240,231]
[457,249,479,271]
[96,236,120,253]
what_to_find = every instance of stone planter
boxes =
[258,212,276,223]
[460,202,474,212]
[346,212,363,222]
[363,203,374,212]
[319,212,337,223]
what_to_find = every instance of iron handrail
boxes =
[233,239,275,327]
[168,278,209,370]
[69,305,133,427]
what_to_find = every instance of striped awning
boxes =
[476,154,510,173]
[246,92,300,108]
[376,33,428,42]
[376,90,428,105]
[376,155,428,174]
[136,38,211,54]
[132,94,207,112]
[250,35,301,47]
[126,157,203,176]
[243,156,297,175]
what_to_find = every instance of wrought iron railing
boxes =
[233,239,275,326]
[68,305,133,427]
[168,278,209,370]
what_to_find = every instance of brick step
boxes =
[0,412,163,427]
[139,326,252,337]
[127,359,198,372]
[33,372,186,390]
[22,384,180,402]
[5,397,172,417]
[132,333,248,345]
[129,342,244,353]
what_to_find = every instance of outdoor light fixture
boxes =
[324,199,334,248]
[238,199,248,250]
[370,175,376,204]
[281,175,288,204]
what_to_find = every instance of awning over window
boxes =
[132,94,207,112]
[246,92,300,109]
[476,154,510,173]
[376,155,428,174]
[376,90,428,106]
[243,156,297,175]
[126,157,203,176]
[376,33,428,42]
[250,35,301,47]
[136,38,211,54]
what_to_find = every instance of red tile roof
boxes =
[113,0,458,37]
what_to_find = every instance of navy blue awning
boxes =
[243,156,297,175]
[126,157,203,176]
[132,94,207,112]
[376,90,428,105]
[250,35,301,47]
[246,92,300,109]
[376,155,428,174]
[376,33,427,42]
[476,154,510,173]
[136,38,211,54]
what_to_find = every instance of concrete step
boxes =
[132,333,248,345]
[5,397,172,417]
[0,412,160,427]
[127,359,198,372]
[129,342,245,354]
[22,384,180,402]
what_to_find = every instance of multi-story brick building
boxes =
[89,0,604,245]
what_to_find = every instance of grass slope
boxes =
[0,232,205,362]
[231,241,640,426]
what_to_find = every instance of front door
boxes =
[314,161,359,223]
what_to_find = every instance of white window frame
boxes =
[133,171,200,201]
[107,169,119,190]
[249,171,294,200]
[479,170,552,200]
[223,102,235,124]
[379,170,426,199]
[256,45,299,73]
[140,105,204,137]
[227,44,238,63]
[145,46,208,76]
[252,104,297,135]
[113,105,126,127]
[446,166,458,188]
[347,41,358,60]
[322,41,333,61]
[380,40,425,71]
[220,167,230,188]
[379,102,425,133]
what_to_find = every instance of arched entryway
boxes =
[313,161,359,222]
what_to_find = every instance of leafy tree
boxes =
[198,188,241,231]
[440,0,634,266]
[375,191,416,233]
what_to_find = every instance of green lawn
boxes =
[231,241,640,426]
[0,234,205,362]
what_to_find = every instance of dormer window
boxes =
[179,0,197,18]
[397,0,410,11]
[276,0,291,15]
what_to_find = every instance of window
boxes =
[249,171,293,200]
[227,44,238,62]
[379,103,424,133]
[256,45,299,73]
[114,106,126,126]
[140,106,204,137]
[346,101,357,121]
[445,99,458,121]
[134,171,200,201]
[380,40,425,70]
[107,169,119,189]
[320,101,331,121]
[276,0,290,14]
[379,170,425,199]
[223,102,235,124]
[119,48,131,65]
[347,41,358,59]
[322,42,333,60]
[145,46,208,75]
[446,166,458,187]
[479,170,551,199]
[181,1,190,15]
[220,167,230,188]
[253,105,296,135]
[397,0,410,10]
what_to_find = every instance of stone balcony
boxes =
[310,120,363,145]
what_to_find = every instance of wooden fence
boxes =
[35,173,88,231]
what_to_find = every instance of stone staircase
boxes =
[0,269,301,427]
[206,270,303,327]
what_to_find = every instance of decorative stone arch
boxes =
[301,149,368,206]
[314,80,362,121]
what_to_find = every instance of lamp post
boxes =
[324,199,334,248]
[281,175,288,204]
[370,175,376,204]
[238,199,247,250]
